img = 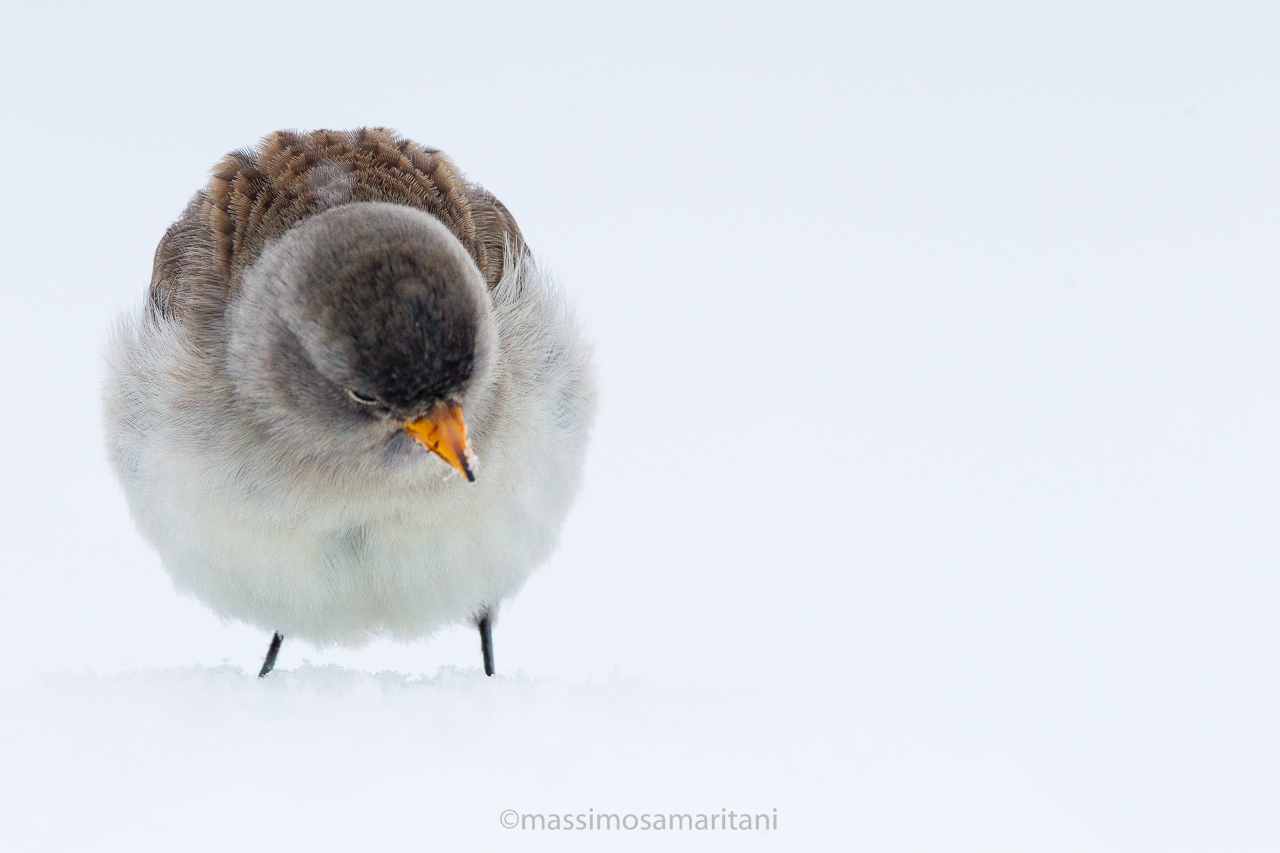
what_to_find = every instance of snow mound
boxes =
[0,666,1102,851]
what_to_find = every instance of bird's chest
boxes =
[170,444,547,576]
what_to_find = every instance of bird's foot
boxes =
[258,632,283,678]
[477,612,494,677]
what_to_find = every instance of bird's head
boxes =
[228,202,497,481]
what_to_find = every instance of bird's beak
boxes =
[404,402,476,482]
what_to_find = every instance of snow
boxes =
[0,666,1100,852]
[2,2,1279,849]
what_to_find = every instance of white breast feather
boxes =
[104,253,596,646]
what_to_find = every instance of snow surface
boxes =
[0,666,1101,852]
[3,3,1279,850]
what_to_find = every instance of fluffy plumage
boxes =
[104,128,596,648]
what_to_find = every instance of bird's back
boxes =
[150,128,523,324]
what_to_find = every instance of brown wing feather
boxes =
[150,128,525,320]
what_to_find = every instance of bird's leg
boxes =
[478,611,495,677]
[258,632,283,678]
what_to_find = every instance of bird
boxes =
[104,128,597,678]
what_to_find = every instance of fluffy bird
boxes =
[105,128,597,676]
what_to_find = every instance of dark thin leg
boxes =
[258,633,283,678]
[478,613,495,677]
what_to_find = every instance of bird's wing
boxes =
[462,181,526,289]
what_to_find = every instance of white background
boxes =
[1,2,1277,850]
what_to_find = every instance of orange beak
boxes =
[404,402,476,482]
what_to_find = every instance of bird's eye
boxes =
[346,389,380,406]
